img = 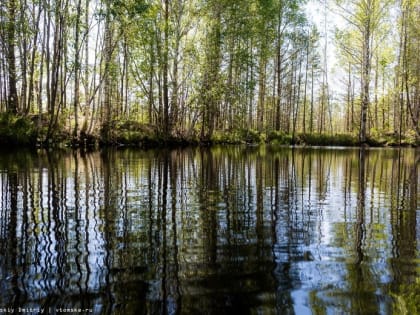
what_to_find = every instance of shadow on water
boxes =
[0,146,418,314]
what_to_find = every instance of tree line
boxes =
[0,0,418,145]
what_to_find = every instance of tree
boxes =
[398,0,420,139]
[200,0,222,142]
[5,0,19,113]
[73,0,82,141]
[334,0,391,143]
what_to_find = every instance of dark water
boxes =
[0,146,418,314]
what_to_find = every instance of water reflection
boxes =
[0,147,418,314]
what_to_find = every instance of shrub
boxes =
[0,113,37,146]
[211,130,242,144]
[267,131,292,145]
[240,129,264,143]
[297,133,358,146]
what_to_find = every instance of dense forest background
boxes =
[0,0,418,145]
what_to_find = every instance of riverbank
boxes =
[0,114,418,148]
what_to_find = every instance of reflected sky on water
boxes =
[0,146,418,314]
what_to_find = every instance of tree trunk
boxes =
[257,50,267,133]
[102,1,113,142]
[275,17,283,131]
[310,64,314,133]
[148,40,154,125]
[163,0,170,138]
[73,0,82,141]
[27,4,42,115]
[303,38,309,134]
[7,0,19,114]
[360,24,371,144]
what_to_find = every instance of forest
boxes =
[0,0,419,146]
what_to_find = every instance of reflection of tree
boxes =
[347,149,377,314]
[355,148,366,265]
[271,150,295,313]
[80,152,92,309]
[256,150,264,260]
[47,151,67,297]
[390,150,419,313]
[160,149,169,313]
[200,148,218,270]
[168,150,181,312]
[7,171,19,308]
[0,147,418,314]
[343,152,353,226]
[74,151,83,296]
[197,147,218,311]
[100,149,114,313]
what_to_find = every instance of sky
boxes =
[305,0,348,98]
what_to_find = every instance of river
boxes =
[0,146,418,314]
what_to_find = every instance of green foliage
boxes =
[0,0,415,148]
[0,113,37,146]
[99,119,202,146]
[403,129,419,146]
[117,131,145,144]
[392,279,420,315]
[210,129,264,144]
[211,130,242,144]
[296,133,359,146]
[102,119,160,145]
[376,130,419,147]
[241,129,264,143]
[267,131,293,145]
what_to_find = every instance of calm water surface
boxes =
[0,146,418,314]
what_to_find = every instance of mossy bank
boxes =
[0,114,418,148]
